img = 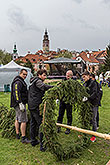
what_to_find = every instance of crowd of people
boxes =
[10,68,103,152]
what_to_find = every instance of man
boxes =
[11,69,30,143]
[90,73,103,129]
[57,70,73,134]
[28,69,53,150]
[82,71,99,142]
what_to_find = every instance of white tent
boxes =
[0,60,33,91]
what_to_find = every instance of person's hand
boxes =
[19,103,25,112]
[82,97,88,102]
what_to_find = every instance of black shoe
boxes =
[65,129,70,134]
[31,140,39,147]
[16,134,20,139]
[21,138,31,144]
[57,127,61,133]
[40,144,46,152]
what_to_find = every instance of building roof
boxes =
[78,51,99,64]
[44,57,81,64]
[16,54,48,64]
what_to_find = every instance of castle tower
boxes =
[12,43,18,60]
[43,29,49,53]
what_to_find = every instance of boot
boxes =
[65,128,70,134]
[40,132,45,152]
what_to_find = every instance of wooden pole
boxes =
[43,102,46,125]
[56,123,110,140]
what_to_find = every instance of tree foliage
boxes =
[57,50,73,58]
[0,49,12,65]
[103,45,110,71]
[24,59,35,75]
[97,45,110,75]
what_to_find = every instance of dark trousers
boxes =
[96,108,99,127]
[57,101,72,125]
[30,109,42,143]
[92,106,98,132]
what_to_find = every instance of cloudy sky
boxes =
[0,0,110,55]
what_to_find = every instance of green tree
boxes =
[24,59,34,75]
[57,50,72,58]
[0,49,12,65]
[103,44,110,71]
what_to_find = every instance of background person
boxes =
[82,71,99,142]
[99,72,103,86]
[90,73,103,129]
[28,69,53,151]
[57,70,73,134]
[11,69,30,143]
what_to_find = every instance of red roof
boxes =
[16,54,48,64]
[78,51,99,63]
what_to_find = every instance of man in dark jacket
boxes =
[82,71,99,142]
[11,69,30,143]
[28,69,53,150]
[57,70,73,134]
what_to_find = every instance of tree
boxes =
[57,50,72,58]
[103,44,110,71]
[24,59,34,75]
[0,49,12,65]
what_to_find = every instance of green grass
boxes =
[0,86,110,165]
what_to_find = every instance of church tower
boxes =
[12,43,18,60]
[43,29,49,53]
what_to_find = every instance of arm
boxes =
[88,81,97,101]
[35,79,53,91]
[13,81,22,103]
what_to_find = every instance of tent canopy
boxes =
[0,60,32,91]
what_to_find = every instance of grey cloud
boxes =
[78,19,98,30]
[102,0,110,3]
[71,0,83,3]
[62,14,75,22]
[7,6,40,32]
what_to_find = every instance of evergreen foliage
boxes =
[40,79,92,160]
[0,103,30,138]
[104,45,110,71]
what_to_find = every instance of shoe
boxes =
[31,140,39,147]
[97,127,99,130]
[90,136,96,142]
[40,144,46,152]
[57,127,61,133]
[21,138,31,144]
[65,129,70,134]
[16,134,20,139]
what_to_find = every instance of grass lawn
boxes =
[0,85,110,165]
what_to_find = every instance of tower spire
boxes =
[12,43,18,60]
[43,29,49,53]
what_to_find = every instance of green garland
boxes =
[40,79,92,160]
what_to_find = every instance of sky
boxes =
[0,0,110,55]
